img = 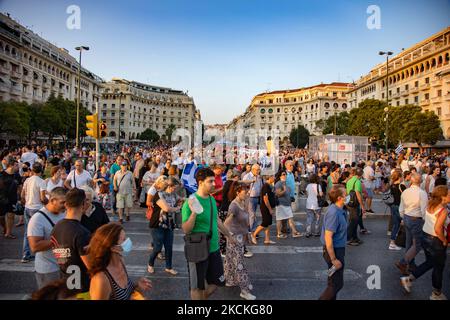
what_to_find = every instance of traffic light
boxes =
[99,121,107,139]
[86,113,99,139]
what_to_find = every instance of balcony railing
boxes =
[10,86,22,95]
[22,75,33,83]
[0,82,10,92]
[10,70,22,79]
[420,83,430,90]
[0,64,11,74]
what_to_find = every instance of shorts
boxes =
[116,193,133,209]
[187,250,225,291]
[365,188,374,198]
[275,205,294,221]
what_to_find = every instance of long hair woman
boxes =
[400,185,449,300]
[89,223,152,300]
[223,181,255,300]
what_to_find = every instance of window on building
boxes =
[405,99,409,104]
[437,108,442,116]
[414,96,419,103]
[425,77,429,84]
[415,81,419,87]
[437,90,442,97]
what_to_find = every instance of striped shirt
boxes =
[104,266,134,300]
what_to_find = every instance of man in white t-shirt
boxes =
[27,187,66,289]
[363,161,375,213]
[20,145,38,167]
[64,160,93,190]
[21,163,45,263]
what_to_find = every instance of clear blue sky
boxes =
[1,0,449,124]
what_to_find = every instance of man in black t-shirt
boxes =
[251,175,276,245]
[51,188,91,292]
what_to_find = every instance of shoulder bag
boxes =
[317,184,329,207]
[183,197,213,263]
[347,178,359,208]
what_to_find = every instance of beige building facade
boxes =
[0,13,103,112]
[347,27,450,139]
[228,82,353,142]
[100,78,201,142]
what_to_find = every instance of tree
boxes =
[315,111,349,135]
[289,125,310,148]
[140,128,160,143]
[164,124,177,143]
[0,101,30,138]
[401,110,443,148]
[347,99,386,143]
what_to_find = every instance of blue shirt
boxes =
[286,171,296,198]
[320,204,348,248]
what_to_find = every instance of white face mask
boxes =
[344,195,351,205]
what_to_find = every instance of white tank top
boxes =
[422,206,447,237]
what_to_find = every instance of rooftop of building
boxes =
[255,82,352,97]
[0,12,103,82]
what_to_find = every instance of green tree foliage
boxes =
[289,125,310,148]
[315,111,349,135]
[140,128,160,143]
[400,110,443,147]
[164,124,177,143]
[0,101,30,137]
[346,99,386,142]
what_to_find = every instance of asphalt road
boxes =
[0,197,449,300]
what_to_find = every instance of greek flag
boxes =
[395,143,404,154]
[181,161,199,194]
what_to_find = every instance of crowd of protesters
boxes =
[0,142,449,300]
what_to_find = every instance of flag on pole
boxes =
[181,161,199,194]
[395,143,404,154]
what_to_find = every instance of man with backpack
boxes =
[27,187,67,289]
[346,168,366,246]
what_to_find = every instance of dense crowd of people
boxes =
[0,143,449,300]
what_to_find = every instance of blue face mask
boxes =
[119,238,133,256]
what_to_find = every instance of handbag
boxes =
[317,184,329,207]
[395,224,406,248]
[183,197,213,263]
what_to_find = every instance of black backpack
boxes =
[346,178,359,208]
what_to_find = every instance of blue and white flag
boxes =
[181,161,199,194]
[395,143,404,154]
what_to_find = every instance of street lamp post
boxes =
[75,46,89,150]
[379,51,393,152]
[118,92,123,147]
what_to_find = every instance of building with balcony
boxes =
[100,78,201,143]
[228,82,353,143]
[0,12,103,112]
[347,26,450,139]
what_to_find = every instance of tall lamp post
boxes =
[75,46,89,149]
[379,51,393,152]
[118,91,124,147]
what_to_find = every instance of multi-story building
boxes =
[228,82,353,142]
[0,12,103,112]
[347,26,450,139]
[100,78,201,142]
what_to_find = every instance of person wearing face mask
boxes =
[27,187,67,289]
[319,185,348,300]
[89,223,152,300]
[79,186,110,234]
[86,158,96,178]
